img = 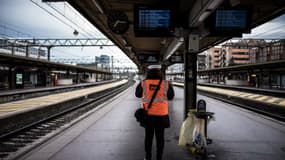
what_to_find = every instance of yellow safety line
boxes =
[279,100,285,106]
[265,98,279,103]
[0,108,18,110]
[177,83,285,107]
[247,94,262,99]
[237,93,252,97]
[255,96,270,101]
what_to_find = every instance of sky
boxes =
[0,0,284,68]
[242,14,285,39]
[0,0,137,69]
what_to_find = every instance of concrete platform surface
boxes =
[21,84,192,160]
[20,86,285,160]
[201,93,285,160]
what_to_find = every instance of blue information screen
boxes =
[138,10,170,30]
[215,10,247,28]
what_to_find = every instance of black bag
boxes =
[161,115,170,128]
[134,108,147,127]
[134,78,162,127]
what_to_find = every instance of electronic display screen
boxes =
[138,10,170,30]
[215,10,247,30]
[134,6,174,37]
[207,7,251,36]
[138,54,159,64]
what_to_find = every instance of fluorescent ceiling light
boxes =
[208,0,224,10]
[163,37,184,61]
[92,0,104,14]
[198,10,211,22]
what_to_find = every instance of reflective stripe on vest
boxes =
[141,79,168,116]
[142,80,167,102]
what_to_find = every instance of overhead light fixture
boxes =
[230,0,241,6]
[163,37,184,61]
[122,39,127,45]
[160,39,166,45]
[126,46,132,51]
[208,0,224,10]
[91,0,104,14]
[190,0,224,27]
[198,10,212,22]
[198,0,224,22]
[73,29,79,36]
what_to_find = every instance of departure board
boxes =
[134,6,174,37]
[215,10,247,29]
[207,7,251,36]
[138,10,170,30]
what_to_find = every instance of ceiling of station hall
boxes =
[54,0,285,70]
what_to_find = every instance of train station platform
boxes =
[173,82,285,107]
[0,80,127,118]
[172,82,285,121]
[20,84,285,160]
[0,80,129,137]
[0,80,118,104]
[20,83,191,160]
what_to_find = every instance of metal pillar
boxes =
[259,69,263,88]
[47,46,52,61]
[44,68,48,87]
[26,46,29,57]
[76,72,79,84]
[269,70,272,89]
[11,43,15,55]
[280,73,282,88]
[184,35,198,119]
[8,67,14,89]
[38,47,41,59]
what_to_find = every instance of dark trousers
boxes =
[145,125,165,160]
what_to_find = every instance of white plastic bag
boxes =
[178,113,195,147]
[192,117,207,148]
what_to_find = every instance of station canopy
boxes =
[45,0,285,71]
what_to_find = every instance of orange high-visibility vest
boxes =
[142,79,168,116]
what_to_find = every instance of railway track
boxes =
[0,80,134,160]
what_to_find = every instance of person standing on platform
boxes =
[135,64,174,160]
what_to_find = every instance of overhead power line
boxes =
[30,0,75,31]
[0,24,34,38]
[46,3,91,38]
[30,0,136,67]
